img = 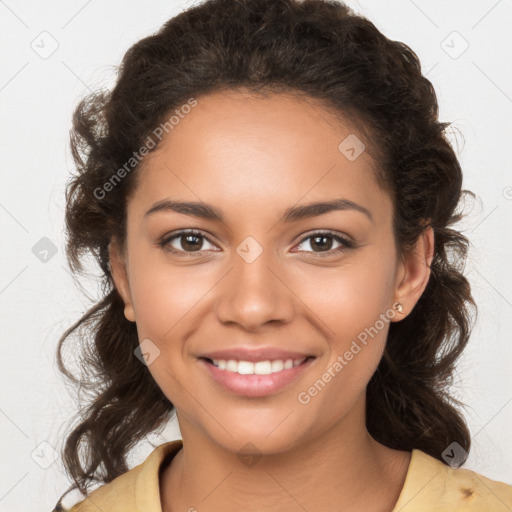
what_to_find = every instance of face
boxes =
[110,90,432,455]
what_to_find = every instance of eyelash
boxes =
[158,229,355,257]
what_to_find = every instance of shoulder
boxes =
[393,448,512,511]
[55,440,183,512]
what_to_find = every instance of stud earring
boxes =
[393,302,404,314]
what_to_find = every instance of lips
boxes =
[198,347,317,397]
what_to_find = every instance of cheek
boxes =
[292,251,395,394]
[126,261,201,404]
[127,249,212,342]
[293,250,396,341]
[294,292,390,428]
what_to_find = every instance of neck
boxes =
[160,401,411,512]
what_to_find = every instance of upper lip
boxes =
[199,347,315,362]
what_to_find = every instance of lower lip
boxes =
[200,358,315,397]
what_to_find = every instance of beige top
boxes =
[58,439,512,511]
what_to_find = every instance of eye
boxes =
[293,231,354,256]
[159,229,219,255]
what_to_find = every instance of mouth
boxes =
[198,355,316,397]
[200,356,315,375]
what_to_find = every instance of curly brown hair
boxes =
[55,0,477,502]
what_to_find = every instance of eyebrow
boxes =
[144,198,373,223]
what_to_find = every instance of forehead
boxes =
[130,90,392,224]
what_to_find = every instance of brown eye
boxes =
[310,234,335,251]
[294,231,354,255]
[159,230,219,254]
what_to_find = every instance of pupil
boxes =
[311,235,332,251]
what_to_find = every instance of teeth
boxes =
[211,357,307,375]
[271,360,284,372]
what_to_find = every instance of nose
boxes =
[214,243,296,332]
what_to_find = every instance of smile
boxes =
[200,356,316,397]
[209,357,308,375]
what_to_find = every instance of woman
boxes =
[53,0,512,510]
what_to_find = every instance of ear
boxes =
[391,225,434,321]
[108,238,136,322]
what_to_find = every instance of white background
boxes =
[1,0,511,510]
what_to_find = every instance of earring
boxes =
[393,302,404,314]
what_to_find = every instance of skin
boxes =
[109,90,434,512]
